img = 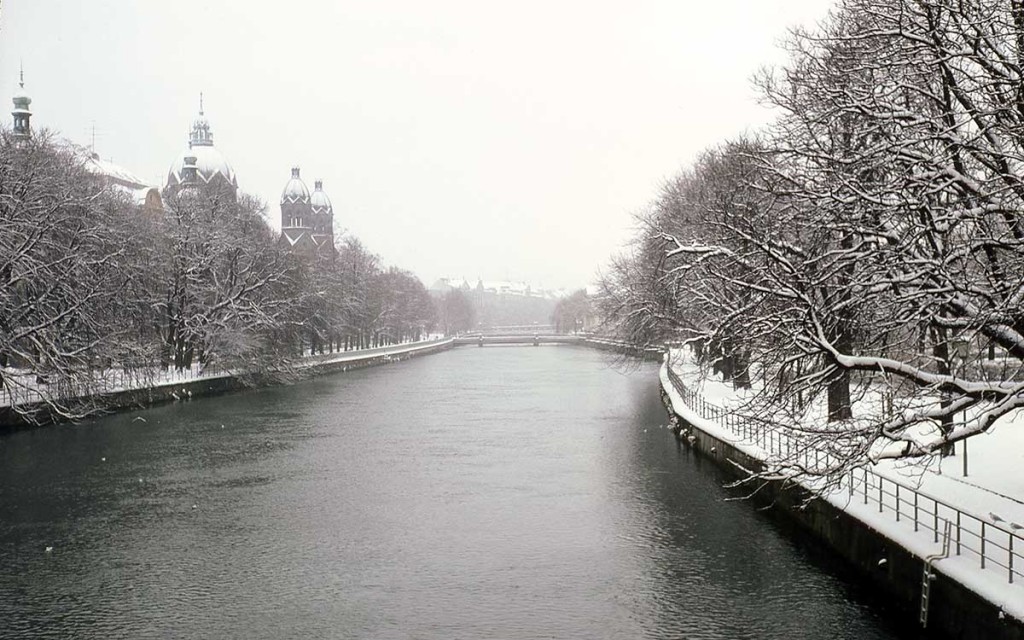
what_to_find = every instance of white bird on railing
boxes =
[989,512,1005,523]
[1010,522,1023,531]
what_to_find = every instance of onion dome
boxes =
[310,180,332,214]
[166,95,238,190]
[282,167,310,203]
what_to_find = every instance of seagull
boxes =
[191,504,197,510]
[101,457,106,462]
[1010,522,1023,531]
[45,546,53,553]
[989,512,1005,523]
[877,558,887,567]
[132,416,147,422]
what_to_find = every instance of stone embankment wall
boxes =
[0,339,454,429]
[659,382,1024,640]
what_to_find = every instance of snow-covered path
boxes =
[661,355,1024,621]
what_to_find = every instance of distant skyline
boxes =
[0,0,834,290]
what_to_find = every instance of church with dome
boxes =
[9,77,335,255]
[165,96,238,199]
[279,167,335,254]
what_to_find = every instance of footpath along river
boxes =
[0,346,917,639]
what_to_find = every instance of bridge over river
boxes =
[0,345,910,639]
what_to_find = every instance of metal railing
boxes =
[666,365,1024,584]
[0,362,229,411]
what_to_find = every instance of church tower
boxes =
[280,167,315,251]
[11,64,32,140]
[310,179,335,250]
[280,168,336,254]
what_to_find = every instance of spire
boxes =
[19,61,24,89]
[12,62,32,139]
[189,93,213,147]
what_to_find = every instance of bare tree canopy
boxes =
[0,129,437,423]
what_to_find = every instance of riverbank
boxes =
[0,338,454,429]
[1,334,653,430]
[659,359,1024,640]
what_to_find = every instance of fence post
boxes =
[896,484,901,522]
[956,511,961,555]
[981,521,986,569]
[878,476,884,513]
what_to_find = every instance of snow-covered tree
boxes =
[603,0,1024,482]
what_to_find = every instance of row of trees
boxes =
[600,0,1024,481]
[0,128,436,421]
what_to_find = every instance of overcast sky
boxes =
[0,0,833,290]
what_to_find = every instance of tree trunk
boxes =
[931,327,955,457]
[827,330,853,421]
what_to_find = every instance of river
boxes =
[0,346,913,639]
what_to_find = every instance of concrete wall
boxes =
[661,388,1024,640]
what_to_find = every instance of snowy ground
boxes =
[0,337,452,411]
[662,350,1024,622]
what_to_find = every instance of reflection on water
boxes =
[0,347,910,639]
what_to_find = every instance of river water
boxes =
[0,346,912,639]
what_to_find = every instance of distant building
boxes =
[431,277,564,300]
[9,69,162,212]
[429,277,565,327]
[279,167,335,254]
[86,153,163,214]
[165,95,238,199]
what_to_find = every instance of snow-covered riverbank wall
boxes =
[0,338,455,429]
[659,362,1024,640]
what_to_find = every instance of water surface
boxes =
[0,346,910,638]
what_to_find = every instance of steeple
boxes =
[11,62,32,139]
[188,92,213,147]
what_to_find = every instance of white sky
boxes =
[0,0,833,290]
